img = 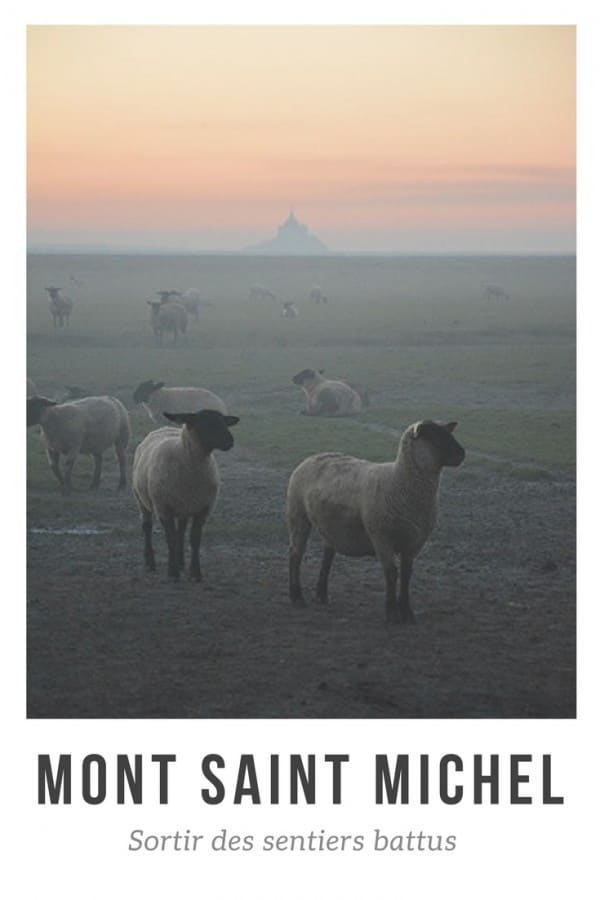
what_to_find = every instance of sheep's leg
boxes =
[115,443,127,489]
[46,449,64,487]
[398,555,415,624]
[161,515,180,580]
[288,517,311,607]
[141,511,156,572]
[176,517,188,570]
[189,514,205,582]
[89,453,102,490]
[315,546,335,604]
[62,450,78,494]
[375,547,399,622]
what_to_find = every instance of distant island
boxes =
[244,210,328,255]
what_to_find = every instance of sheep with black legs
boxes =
[147,300,188,345]
[27,395,131,493]
[133,379,228,426]
[132,409,239,581]
[292,368,365,417]
[286,420,465,622]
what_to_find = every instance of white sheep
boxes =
[179,288,202,320]
[249,284,276,303]
[132,409,240,580]
[286,419,465,622]
[132,380,228,426]
[483,283,510,302]
[45,287,73,328]
[27,395,131,493]
[292,368,365,417]
[147,300,188,345]
[282,302,299,318]
[309,286,328,304]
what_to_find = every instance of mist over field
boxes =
[26,252,575,718]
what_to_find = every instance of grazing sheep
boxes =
[249,284,276,303]
[27,378,38,398]
[292,368,365,417]
[483,283,510,302]
[27,395,131,493]
[132,409,240,580]
[147,300,188,345]
[287,420,465,622]
[282,302,299,319]
[45,287,73,328]
[133,379,228,426]
[309,286,328,304]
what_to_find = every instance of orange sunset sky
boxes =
[27,25,575,253]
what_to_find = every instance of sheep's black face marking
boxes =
[415,420,465,468]
[27,396,57,427]
[133,380,165,404]
[292,368,317,385]
[164,410,240,452]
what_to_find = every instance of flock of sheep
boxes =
[27,361,466,621]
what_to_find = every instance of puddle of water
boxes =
[29,525,111,536]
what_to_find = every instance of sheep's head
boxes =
[409,420,465,469]
[164,409,240,453]
[27,396,57,427]
[133,380,165,404]
[292,368,324,385]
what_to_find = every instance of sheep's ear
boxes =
[224,415,240,427]
[444,421,458,432]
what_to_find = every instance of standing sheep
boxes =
[309,286,328,304]
[45,287,73,328]
[147,300,188,346]
[132,409,240,581]
[27,395,131,493]
[282,302,299,318]
[286,420,465,622]
[133,380,228,426]
[292,368,365,417]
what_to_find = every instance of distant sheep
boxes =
[133,380,228,426]
[27,395,131,493]
[292,368,365,417]
[249,284,276,303]
[132,409,240,580]
[483,283,510,302]
[179,288,202,320]
[287,420,465,621]
[282,302,299,318]
[147,300,188,345]
[45,287,73,328]
[309,286,328,304]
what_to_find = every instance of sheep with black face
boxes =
[132,409,240,581]
[286,420,465,622]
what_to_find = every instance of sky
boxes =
[27,25,575,253]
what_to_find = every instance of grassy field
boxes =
[26,253,576,718]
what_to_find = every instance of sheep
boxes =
[27,395,131,493]
[45,287,73,328]
[133,379,228,426]
[309,286,328,304]
[249,284,276,303]
[132,409,240,580]
[286,419,465,622]
[179,288,202,320]
[27,378,38,398]
[292,368,365,417]
[483,283,510,302]
[147,300,188,345]
[282,302,299,318]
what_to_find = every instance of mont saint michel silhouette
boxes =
[244,210,328,255]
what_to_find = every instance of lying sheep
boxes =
[147,300,188,345]
[286,420,465,622]
[27,395,131,493]
[132,409,240,580]
[133,379,228,426]
[292,368,365,417]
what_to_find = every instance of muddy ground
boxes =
[27,442,575,718]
